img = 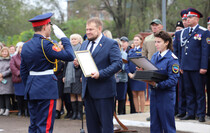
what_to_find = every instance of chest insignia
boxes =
[193,34,202,40]
[172,64,179,74]
[206,37,210,44]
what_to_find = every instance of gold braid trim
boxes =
[41,39,58,72]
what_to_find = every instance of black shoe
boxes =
[180,115,195,120]
[25,109,29,117]
[198,116,205,122]
[55,110,61,119]
[70,102,77,120]
[17,111,22,116]
[146,116,150,121]
[64,112,71,119]
[176,113,186,118]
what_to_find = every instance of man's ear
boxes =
[98,26,103,32]
[42,24,47,31]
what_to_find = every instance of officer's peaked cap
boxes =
[28,13,54,27]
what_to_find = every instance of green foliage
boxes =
[3,29,34,46]
[20,29,34,42]
[61,18,86,38]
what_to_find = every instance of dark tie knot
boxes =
[189,28,193,34]
[89,41,95,53]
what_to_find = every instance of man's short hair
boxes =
[87,17,103,29]
[33,25,44,32]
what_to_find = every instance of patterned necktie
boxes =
[89,41,95,53]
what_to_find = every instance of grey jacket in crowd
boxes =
[0,57,14,94]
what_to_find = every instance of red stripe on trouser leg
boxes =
[46,100,54,133]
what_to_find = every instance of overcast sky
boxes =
[23,0,68,21]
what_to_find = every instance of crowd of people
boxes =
[0,7,210,133]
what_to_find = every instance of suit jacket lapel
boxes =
[81,40,90,50]
[92,36,105,58]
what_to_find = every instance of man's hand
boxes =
[0,73,2,78]
[91,71,99,79]
[73,58,79,67]
[0,77,3,82]
[128,73,135,79]
[200,69,207,75]
[52,24,67,39]
[136,67,144,71]
[143,80,156,87]
[180,69,183,74]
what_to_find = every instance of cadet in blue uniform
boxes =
[179,8,208,122]
[125,34,146,113]
[205,16,210,118]
[173,9,188,118]
[144,31,179,133]
[20,13,74,133]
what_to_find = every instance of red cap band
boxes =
[187,11,200,18]
[182,14,187,19]
[32,18,51,27]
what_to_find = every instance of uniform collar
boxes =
[33,34,45,38]
[158,49,169,58]
[190,24,199,32]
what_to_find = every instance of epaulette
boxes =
[199,26,207,31]
[171,53,178,59]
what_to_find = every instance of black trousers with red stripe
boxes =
[28,99,56,133]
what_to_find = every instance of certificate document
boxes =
[74,50,99,77]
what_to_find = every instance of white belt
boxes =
[29,69,54,76]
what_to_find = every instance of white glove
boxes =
[52,24,66,39]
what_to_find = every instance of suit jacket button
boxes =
[185,53,187,55]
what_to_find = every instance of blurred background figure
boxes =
[64,33,83,120]
[125,34,146,113]
[175,21,184,31]
[103,30,113,39]
[0,42,3,50]
[120,36,136,114]
[0,47,14,116]
[54,41,65,119]
[10,42,28,116]
[114,38,128,115]
[9,46,16,57]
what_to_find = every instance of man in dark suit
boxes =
[74,17,122,133]
[20,13,74,132]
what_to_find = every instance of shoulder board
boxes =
[199,26,207,31]
[171,53,178,59]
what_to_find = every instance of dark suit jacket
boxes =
[81,35,122,99]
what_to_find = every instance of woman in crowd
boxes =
[10,42,28,116]
[64,33,83,120]
[0,47,13,116]
[9,45,16,57]
[114,38,128,115]
[144,31,179,133]
[125,34,146,113]
[103,30,113,39]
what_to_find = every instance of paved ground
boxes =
[1,112,210,133]
[1,102,210,133]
